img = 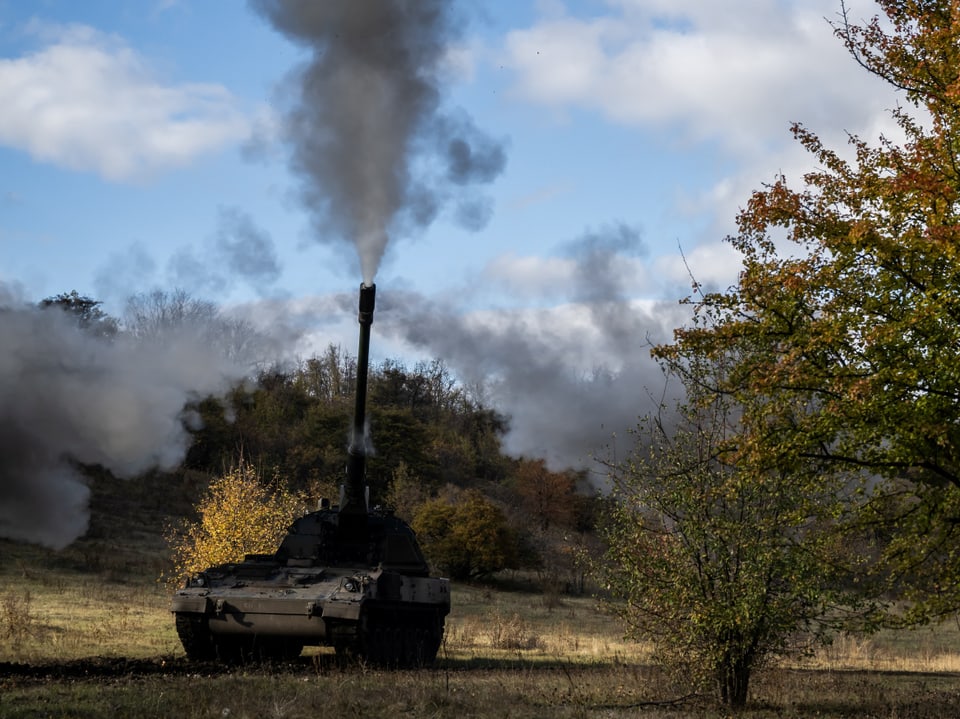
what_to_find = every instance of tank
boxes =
[170,284,451,666]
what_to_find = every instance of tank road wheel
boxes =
[362,622,386,667]
[358,612,391,667]
[424,614,445,665]
[175,613,216,661]
[401,626,422,668]
[409,614,444,667]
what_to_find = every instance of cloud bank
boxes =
[0,23,248,181]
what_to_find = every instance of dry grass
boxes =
[0,577,180,663]
[0,541,180,664]
[798,626,960,673]
[3,544,960,672]
[442,584,651,663]
[3,661,960,719]
[1,580,959,719]
[3,523,960,718]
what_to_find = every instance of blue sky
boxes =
[0,0,902,478]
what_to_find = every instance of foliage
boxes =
[654,0,960,620]
[512,458,580,531]
[296,345,356,403]
[183,352,508,503]
[594,377,865,707]
[164,460,304,585]
[39,290,118,338]
[384,460,429,521]
[412,489,522,580]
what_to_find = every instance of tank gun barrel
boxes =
[341,283,375,518]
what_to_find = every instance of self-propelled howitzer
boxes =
[170,284,450,666]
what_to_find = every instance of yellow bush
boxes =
[165,460,304,585]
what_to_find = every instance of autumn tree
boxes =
[512,458,578,531]
[656,0,960,621]
[385,461,430,522]
[165,459,304,585]
[594,352,862,708]
[295,344,356,405]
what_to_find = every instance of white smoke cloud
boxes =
[0,285,256,549]
[370,223,691,472]
[0,23,249,181]
[380,289,687,472]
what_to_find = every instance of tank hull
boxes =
[172,567,449,641]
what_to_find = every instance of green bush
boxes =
[412,489,520,580]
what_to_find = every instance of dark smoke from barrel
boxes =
[340,283,375,534]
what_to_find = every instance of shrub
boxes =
[165,460,304,585]
[412,489,521,580]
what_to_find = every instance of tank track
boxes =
[175,613,302,664]
[174,613,216,661]
[356,607,444,668]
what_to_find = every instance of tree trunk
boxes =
[718,657,751,708]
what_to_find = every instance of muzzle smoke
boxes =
[251,0,506,283]
[382,225,688,473]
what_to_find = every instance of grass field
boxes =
[3,536,960,718]
[2,471,960,718]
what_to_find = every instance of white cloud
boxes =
[498,0,905,297]
[503,0,896,157]
[653,239,744,295]
[0,24,249,181]
[482,252,579,297]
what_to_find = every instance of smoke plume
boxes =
[251,0,506,284]
[167,207,283,296]
[0,285,255,549]
[380,225,689,473]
